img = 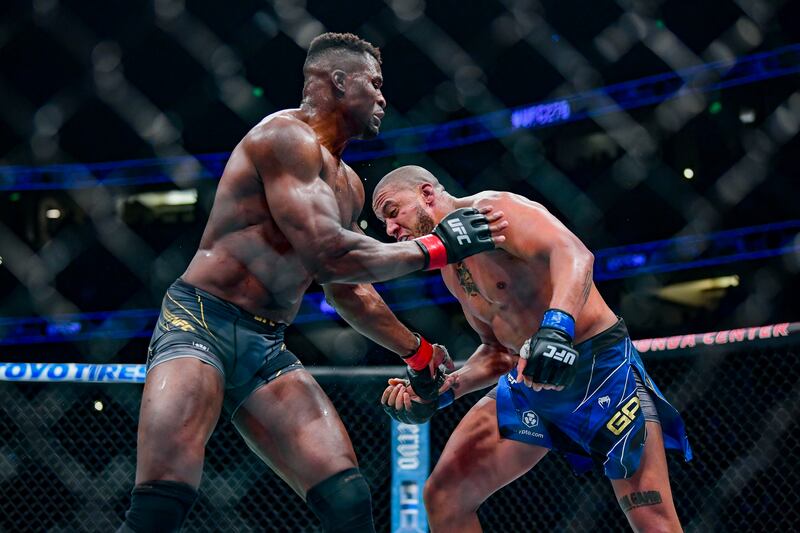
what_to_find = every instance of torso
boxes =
[441,192,617,353]
[181,109,364,323]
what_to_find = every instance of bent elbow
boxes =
[490,351,517,376]
[313,254,356,284]
[313,263,338,284]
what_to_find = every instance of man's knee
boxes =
[117,480,198,533]
[306,468,375,533]
[627,511,682,533]
[424,470,463,523]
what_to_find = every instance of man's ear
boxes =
[419,182,436,206]
[331,70,347,95]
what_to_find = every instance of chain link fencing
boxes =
[1,1,799,532]
[1,332,798,532]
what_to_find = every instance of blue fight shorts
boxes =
[495,318,693,479]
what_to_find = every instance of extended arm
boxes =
[323,282,418,356]
[249,118,503,284]
[381,303,515,424]
[322,223,453,374]
[250,119,423,284]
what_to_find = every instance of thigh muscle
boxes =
[232,369,357,498]
[430,397,549,509]
[136,357,224,487]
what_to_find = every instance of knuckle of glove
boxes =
[383,400,435,425]
[407,366,444,402]
[522,334,579,388]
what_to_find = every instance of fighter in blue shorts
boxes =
[374,166,692,532]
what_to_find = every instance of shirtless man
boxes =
[117,34,506,533]
[373,166,693,533]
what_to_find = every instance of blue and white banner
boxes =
[391,420,430,533]
[0,362,146,383]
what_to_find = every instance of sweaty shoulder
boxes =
[243,113,323,181]
[471,190,544,213]
[470,190,564,259]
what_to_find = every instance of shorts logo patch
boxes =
[606,396,640,436]
[522,410,539,428]
[598,395,611,409]
[164,309,195,332]
[192,342,209,352]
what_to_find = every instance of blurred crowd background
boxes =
[1,1,800,531]
[0,0,798,369]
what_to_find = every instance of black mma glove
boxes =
[382,387,455,425]
[402,335,449,402]
[414,208,495,270]
[520,309,579,389]
[383,394,437,424]
[406,364,447,403]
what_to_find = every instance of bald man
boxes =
[117,35,506,533]
[373,166,692,533]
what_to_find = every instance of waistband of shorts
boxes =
[170,278,288,333]
[574,317,629,355]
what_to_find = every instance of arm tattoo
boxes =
[455,262,480,297]
[580,268,592,304]
[618,490,663,512]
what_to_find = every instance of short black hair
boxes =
[304,32,381,72]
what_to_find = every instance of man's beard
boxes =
[414,205,435,235]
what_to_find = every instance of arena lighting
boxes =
[93,400,104,411]
[683,168,694,179]
[45,208,62,219]
[1,221,796,345]
[655,275,740,308]
[126,189,197,207]
[1,45,798,191]
[739,108,756,123]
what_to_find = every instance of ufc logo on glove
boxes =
[542,344,576,365]
[446,219,472,245]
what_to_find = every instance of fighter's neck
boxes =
[298,103,351,159]
[433,195,468,223]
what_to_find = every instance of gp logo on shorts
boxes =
[522,410,539,428]
[606,396,640,436]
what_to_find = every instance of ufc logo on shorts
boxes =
[447,219,472,245]
[543,344,576,365]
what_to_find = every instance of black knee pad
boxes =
[118,480,198,533]
[307,468,375,533]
